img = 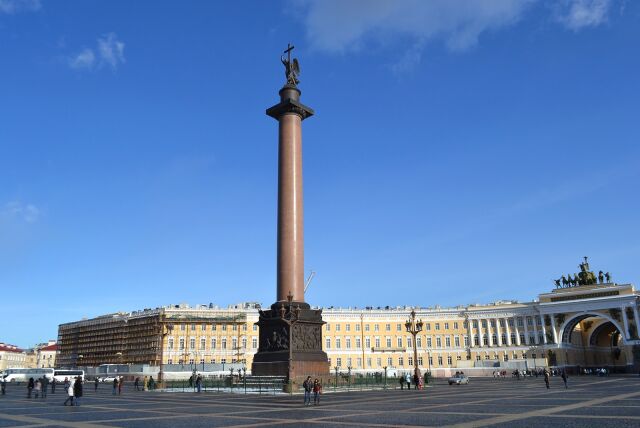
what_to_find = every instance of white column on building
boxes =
[467,318,474,348]
[622,306,631,340]
[523,317,530,345]
[495,318,502,346]
[550,314,558,344]
[478,319,484,348]
[633,305,640,337]
[539,314,548,344]
[514,317,521,346]
[532,317,540,344]
[504,317,512,346]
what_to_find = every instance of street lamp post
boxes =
[334,366,339,391]
[383,366,388,389]
[405,309,424,387]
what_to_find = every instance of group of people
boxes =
[62,377,83,406]
[543,368,568,389]
[398,372,425,390]
[302,376,322,405]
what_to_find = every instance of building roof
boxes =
[0,343,24,353]
[39,344,57,351]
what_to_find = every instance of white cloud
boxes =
[1,201,40,223]
[97,32,126,70]
[0,0,40,14]
[293,0,619,72]
[297,0,535,54]
[68,33,125,72]
[68,48,96,70]
[554,0,612,31]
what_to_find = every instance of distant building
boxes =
[36,341,58,368]
[0,343,27,371]
[56,279,640,374]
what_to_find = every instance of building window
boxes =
[200,338,206,350]
[445,337,451,347]
[490,320,496,328]
[189,359,194,364]
[357,358,363,367]
[453,322,459,329]
[473,320,478,328]
[355,323,361,331]
[407,337,412,348]
[374,324,379,332]
[191,324,196,331]
[180,324,186,331]
[210,358,216,364]
[427,337,432,347]
[501,334,507,344]
[464,336,470,347]
[200,358,205,364]
[476,355,481,361]
[242,338,247,349]
[426,323,431,331]
[385,324,391,331]
[336,358,342,367]
[179,338,185,350]
[399,357,404,366]
[375,337,380,348]
[499,319,505,327]
[483,335,489,346]
[447,356,452,365]
[222,324,227,331]
[429,356,433,366]
[503,354,509,362]
[481,320,487,328]
[212,324,217,331]
[356,337,361,348]
[346,338,352,349]
[365,324,370,331]
[397,337,402,347]
[367,358,372,367]
[346,324,351,331]
[336,324,341,331]
[326,324,330,331]
[211,338,217,349]
[221,358,226,364]
[168,338,174,350]
[347,357,352,367]
[232,324,238,331]
[222,339,227,349]
[485,354,490,360]
[253,324,257,331]
[326,338,331,349]
[437,356,443,365]
[365,337,371,348]
[491,334,497,345]
[397,324,402,331]
[454,336,460,347]
[386,338,392,348]
[408,356,413,366]
[508,318,514,327]
[436,337,442,348]
[435,323,440,330]
[511,334,517,344]
[444,322,449,330]
[520,334,525,343]
[416,337,422,348]
[418,357,423,366]
[232,338,237,349]
[201,324,206,331]
[527,317,533,326]
[252,338,258,348]
[190,338,196,349]
[243,324,247,331]
[336,338,341,349]
[376,357,382,367]
[168,359,173,365]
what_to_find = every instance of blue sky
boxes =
[1,0,639,347]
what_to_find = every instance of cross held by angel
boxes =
[281,43,300,86]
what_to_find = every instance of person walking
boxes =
[41,376,48,399]
[112,378,118,395]
[313,379,322,405]
[399,375,405,390]
[34,379,41,399]
[148,376,155,390]
[543,369,550,389]
[63,382,74,406]
[413,372,420,390]
[1,377,6,395]
[27,377,34,398]
[303,376,312,406]
[51,378,56,394]
[134,377,140,391]
[94,378,99,392]
[143,375,148,391]
[196,374,202,393]
[73,377,83,406]
[561,370,568,389]
[118,377,123,395]
[405,373,411,391]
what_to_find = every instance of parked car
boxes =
[99,376,117,383]
[448,374,469,385]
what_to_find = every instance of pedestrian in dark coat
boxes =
[27,377,34,398]
[73,377,83,406]
[543,369,550,389]
[561,370,568,389]
[41,376,49,398]
[94,378,99,392]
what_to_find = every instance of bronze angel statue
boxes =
[281,43,300,85]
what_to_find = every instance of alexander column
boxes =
[252,44,329,384]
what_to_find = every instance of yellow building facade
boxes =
[57,279,640,375]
